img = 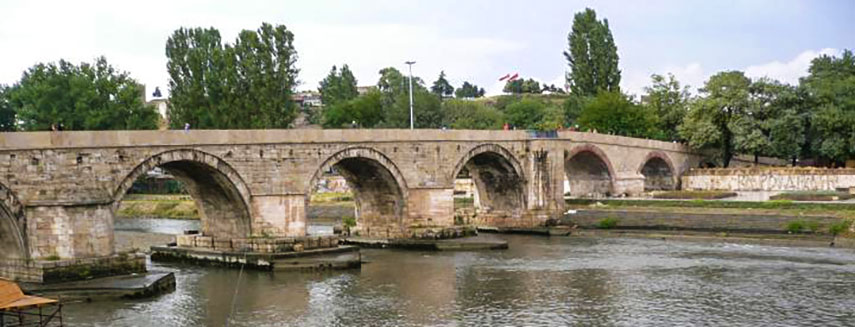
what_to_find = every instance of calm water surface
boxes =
[71,220,855,326]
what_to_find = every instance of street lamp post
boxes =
[405,61,416,130]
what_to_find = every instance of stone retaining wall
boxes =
[175,234,340,253]
[682,168,855,191]
[0,253,146,283]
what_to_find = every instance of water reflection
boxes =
[66,234,855,326]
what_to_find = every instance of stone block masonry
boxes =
[0,129,699,280]
[683,167,855,191]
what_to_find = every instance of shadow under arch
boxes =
[637,151,678,191]
[306,147,408,237]
[565,144,616,197]
[451,144,526,216]
[0,183,27,260]
[113,149,254,238]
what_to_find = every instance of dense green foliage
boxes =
[454,82,485,98]
[322,90,383,128]
[564,8,621,97]
[679,71,752,167]
[801,50,855,163]
[319,65,358,107]
[578,92,657,138]
[441,100,503,129]
[7,57,158,131]
[0,85,15,131]
[503,78,542,94]
[643,74,690,141]
[430,71,454,99]
[166,23,299,129]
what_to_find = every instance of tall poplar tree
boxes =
[319,64,358,107]
[166,23,299,129]
[564,8,621,97]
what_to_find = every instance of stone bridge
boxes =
[0,129,700,265]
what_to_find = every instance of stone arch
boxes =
[307,147,408,236]
[565,144,616,197]
[0,183,27,260]
[451,144,526,216]
[637,151,678,191]
[113,149,253,238]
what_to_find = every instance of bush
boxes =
[786,220,806,233]
[597,217,619,229]
[829,220,852,235]
[343,217,357,228]
[770,191,852,201]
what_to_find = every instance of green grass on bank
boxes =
[454,197,474,208]
[122,194,192,201]
[310,192,354,204]
[117,199,199,219]
[566,198,855,214]
[770,191,853,201]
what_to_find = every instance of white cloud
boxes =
[622,48,839,97]
[745,48,839,84]
[292,23,525,93]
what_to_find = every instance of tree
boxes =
[564,8,620,96]
[679,71,752,167]
[503,78,541,94]
[8,57,158,131]
[377,67,408,94]
[505,98,546,129]
[373,67,440,128]
[0,85,15,131]
[800,49,855,165]
[503,79,524,94]
[166,23,299,129]
[430,71,454,99]
[322,90,383,128]
[319,64,358,107]
[643,73,690,141]
[578,91,656,138]
[454,81,485,98]
[381,88,442,128]
[441,99,504,129]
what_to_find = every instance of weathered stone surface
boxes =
[683,167,855,191]
[0,129,699,266]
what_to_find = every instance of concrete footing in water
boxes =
[20,272,176,301]
[150,245,362,270]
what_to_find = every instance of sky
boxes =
[0,0,853,100]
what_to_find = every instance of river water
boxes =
[68,218,855,326]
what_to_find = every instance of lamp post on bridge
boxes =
[405,61,416,130]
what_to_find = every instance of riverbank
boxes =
[117,194,357,220]
[554,198,855,247]
[117,194,198,219]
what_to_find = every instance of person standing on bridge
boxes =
[184,123,190,133]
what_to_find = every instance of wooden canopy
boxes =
[0,280,57,311]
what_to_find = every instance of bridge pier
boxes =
[613,173,645,197]
[250,194,307,237]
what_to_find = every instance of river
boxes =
[66,218,855,326]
